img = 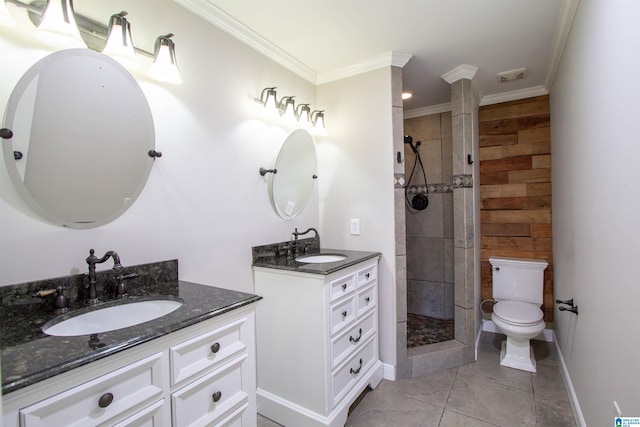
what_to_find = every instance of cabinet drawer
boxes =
[331,337,376,407]
[357,264,377,288]
[329,272,356,302]
[330,311,376,369]
[170,317,247,386]
[356,283,377,317]
[20,353,164,427]
[171,355,249,427]
[330,296,356,336]
[112,399,166,427]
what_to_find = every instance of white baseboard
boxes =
[382,362,395,381]
[551,330,587,427]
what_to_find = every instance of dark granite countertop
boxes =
[252,247,381,275]
[0,260,261,394]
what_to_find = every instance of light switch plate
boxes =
[350,218,360,235]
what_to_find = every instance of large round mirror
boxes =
[2,49,155,228]
[268,129,316,220]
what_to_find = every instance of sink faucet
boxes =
[85,249,124,304]
[292,228,320,257]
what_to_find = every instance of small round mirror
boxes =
[268,129,316,219]
[2,49,155,228]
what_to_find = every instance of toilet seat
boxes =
[493,300,543,326]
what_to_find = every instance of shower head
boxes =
[404,134,421,153]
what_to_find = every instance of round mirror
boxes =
[268,129,316,220]
[2,49,155,228]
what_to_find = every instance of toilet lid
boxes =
[493,300,543,326]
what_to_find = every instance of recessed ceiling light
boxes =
[402,92,412,100]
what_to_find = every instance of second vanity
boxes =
[252,245,382,427]
[1,260,261,427]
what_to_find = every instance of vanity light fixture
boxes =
[0,0,16,27]
[147,33,182,85]
[34,0,86,49]
[6,0,183,85]
[279,96,297,124]
[256,87,325,131]
[256,87,279,117]
[296,104,312,127]
[102,11,139,69]
[311,110,325,131]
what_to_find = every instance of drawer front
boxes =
[20,353,164,427]
[112,399,166,427]
[171,355,248,427]
[330,296,356,336]
[330,311,376,369]
[356,283,377,317]
[329,272,356,302]
[331,337,376,407]
[357,264,377,288]
[170,317,247,386]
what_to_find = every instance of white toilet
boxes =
[489,256,548,373]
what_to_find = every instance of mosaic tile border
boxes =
[396,174,473,192]
[453,174,473,188]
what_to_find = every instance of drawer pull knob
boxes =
[212,391,222,403]
[365,297,370,303]
[365,273,370,279]
[210,342,221,353]
[342,283,347,291]
[342,310,347,318]
[350,358,363,375]
[349,328,363,343]
[98,392,113,408]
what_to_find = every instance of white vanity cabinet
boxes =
[2,305,258,427]
[253,258,382,427]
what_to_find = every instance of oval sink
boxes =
[296,254,347,263]
[43,297,183,337]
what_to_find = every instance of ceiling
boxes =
[178,0,577,114]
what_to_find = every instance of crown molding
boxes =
[174,0,317,83]
[479,85,549,106]
[441,64,478,84]
[544,0,580,92]
[403,103,452,119]
[317,51,412,85]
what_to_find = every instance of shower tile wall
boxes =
[404,112,454,320]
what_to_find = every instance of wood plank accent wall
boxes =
[479,95,553,322]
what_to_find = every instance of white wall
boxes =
[0,0,319,292]
[551,0,640,424]
[316,68,397,367]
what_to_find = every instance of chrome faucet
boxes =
[85,249,124,304]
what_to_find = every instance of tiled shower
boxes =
[404,112,454,345]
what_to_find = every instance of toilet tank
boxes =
[489,257,548,304]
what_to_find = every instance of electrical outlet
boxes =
[350,219,360,235]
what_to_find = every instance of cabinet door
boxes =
[19,353,164,427]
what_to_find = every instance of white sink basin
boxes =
[296,254,347,263]
[43,298,183,337]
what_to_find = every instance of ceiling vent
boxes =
[497,67,527,82]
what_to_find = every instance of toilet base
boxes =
[499,338,537,373]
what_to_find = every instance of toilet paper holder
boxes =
[556,298,579,315]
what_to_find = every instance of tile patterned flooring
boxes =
[407,313,454,347]
[258,332,577,427]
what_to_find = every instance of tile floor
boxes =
[258,332,577,427]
